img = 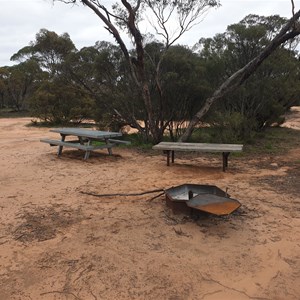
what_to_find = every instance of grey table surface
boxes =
[50,128,122,139]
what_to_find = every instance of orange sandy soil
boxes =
[0,109,299,300]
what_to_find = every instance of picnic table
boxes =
[152,142,243,172]
[41,128,129,159]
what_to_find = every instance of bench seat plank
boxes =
[40,138,115,159]
[152,142,243,171]
[108,138,131,145]
[153,142,243,152]
[40,139,114,150]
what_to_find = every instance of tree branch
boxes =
[179,9,300,142]
[78,1,130,62]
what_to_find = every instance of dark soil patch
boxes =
[252,165,300,196]
[13,205,84,243]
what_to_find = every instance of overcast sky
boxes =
[0,0,297,66]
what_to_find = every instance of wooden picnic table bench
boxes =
[152,142,243,171]
[41,128,130,160]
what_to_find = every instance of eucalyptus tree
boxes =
[0,60,42,111]
[0,67,9,109]
[180,8,300,141]
[64,41,141,129]
[10,29,95,122]
[11,29,76,77]
[29,78,95,124]
[65,41,206,136]
[52,0,220,142]
[193,14,300,141]
[152,44,209,140]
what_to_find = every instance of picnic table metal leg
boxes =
[222,152,230,172]
[58,135,66,156]
[164,150,174,166]
[84,151,91,160]
[166,150,170,166]
[105,139,113,155]
[84,139,92,160]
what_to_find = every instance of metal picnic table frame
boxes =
[41,128,127,159]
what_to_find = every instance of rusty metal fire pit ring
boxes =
[165,184,241,216]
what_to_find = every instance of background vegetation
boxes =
[0,14,299,144]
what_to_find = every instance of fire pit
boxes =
[165,184,241,216]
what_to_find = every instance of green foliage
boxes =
[0,60,43,111]
[3,11,300,146]
[11,29,76,76]
[244,127,300,154]
[209,111,257,143]
[29,79,95,124]
[9,29,96,123]
[188,122,300,158]
[142,43,210,140]
[197,14,300,141]
[0,108,31,118]
[160,45,209,116]
[125,133,153,149]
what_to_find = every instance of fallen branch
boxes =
[200,273,270,300]
[40,290,81,299]
[79,188,165,198]
[173,227,191,237]
[147,191,165,202]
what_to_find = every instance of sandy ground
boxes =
[0,109,299,300]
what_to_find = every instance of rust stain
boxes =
[195,201,240,215]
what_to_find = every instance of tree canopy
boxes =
[192,14,300,141]
[180,9,300,141]
[2,5,300,144]
[51,0,220,142]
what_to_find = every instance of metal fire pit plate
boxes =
[165,184,241,216]
[187,193,241,215]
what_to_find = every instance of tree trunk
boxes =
[179,9,300,142]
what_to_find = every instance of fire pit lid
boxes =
[186,193,241,216]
